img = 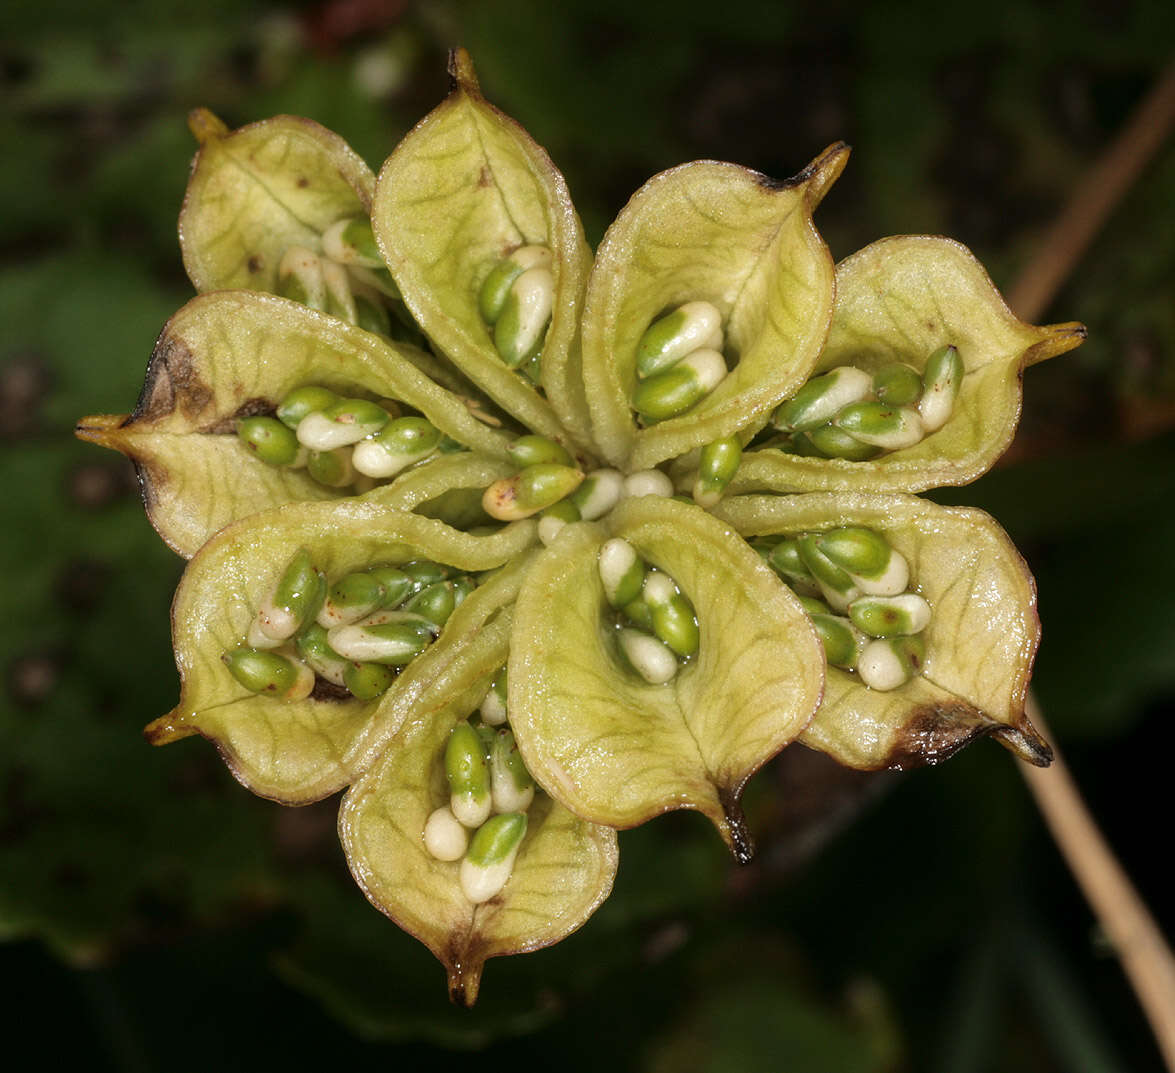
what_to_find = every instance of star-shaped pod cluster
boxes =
[77,50,1084,1004]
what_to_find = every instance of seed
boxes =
[618,627,679,685]
[621,596,655,632]
[222,647,312,700]
[598,537,644,609]
[306,447,355,488]
[237,416,300,466]
[354,291,391,336]
[642,571,699,659]
[631,348,727,422]
[401,581,457,628]
[322,217,383,268]
[568,468,624,520]
[772,366,873,432]
[317,571,386,628]
[848,593,932,637]
[490,729,535,813]
[811,613,865,670]
[343,660,396,699]
[872,362,923,406]
[367,566,414,609]
[257,549,326,641]
[295,624,350,687]
[352,416,442,478]
[422,805,469,862]
[322,260,357,324]
[460,812,528,903]
[478,245,553,324]
[326,615,436,664]
[446,721,493,829]
[482,463,584,521]
[803,424,884,461]
[623,469,675,499]
[635,301,723,379]
[766,539,815,587]
[480,666,508,726]
[506,434,573,469]
[401,560,451,591]
[277,247,327,309]
[451,576,476,608]
[692,436,742,507]
[493,267,555,368]
[919,344,964,433]
[798,595,830,616]
[857,634,927,691]
[833,402,924,450]
[276,385,340,430]
[797,534,861,612]
[815,527,892,578]
[296,397,390,451]
[538,499,581,545]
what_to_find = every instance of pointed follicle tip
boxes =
[718,786,756,865]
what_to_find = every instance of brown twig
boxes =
[1020,697,1175,1070]
[1007,59,1175,323]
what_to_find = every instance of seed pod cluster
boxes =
[424,666,535,904]
[598,537,699,684]
[631,301,728,424]
[756,526,930,691]
[770,345,964,460]
[223,550,477,702]
[237,383,452,492]
[477,245,556,384]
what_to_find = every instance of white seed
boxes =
[278,246,327,309]
[918,386,957,433]
[279,651,316,701]
[598,538,640,605]
[618,628,679,685]
[245,617,283,650]
[678,348,728,392]
[254,596,300,642]
[538,513,569,546]
[451,789,493,830]
[857,639,911,691]
[297,411,368,451]
[574,468,625,520]
[322,259,357,323]
[506,267,555,357]
[622,469,674,499]
[640,301,724,374]
[641,569,678,607]
[423,805,469,862]
[510,245,554,272]
[852,550,910,596]
[491,769,534,815]
[815,579,861,614]
[460,852,519,904]
[351,439,418,478]
[480,686,508,727]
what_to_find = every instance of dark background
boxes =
[2,0,1174,1068]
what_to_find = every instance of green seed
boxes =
[306,447,355,488]
[541,499,581,524]
[354,292,391,336]
[276,385,340,429]
[848,593,932,637]
[815,527,892,577]
[804,424,884,461]
[772,365,872,432]
[631,349,727,422]
[568,468,624,520]
[598,537,645,609]
[810,613,864,670]
[797,534,861,611]
[857,634,926,691]
[478,245,553,324]
[401,581,457,628]
[326,616,436,664]
[451,576,477,607]
[642,571,699,658]
[766,538,814,586]
[693,435,742,507]
[343,660,396,699]
[237,416,300,466]
[460,811,528,903]
[318,571,386,628]
[297,397,390,451]
[255,548,325,640]
[635,301,723,379]
[446,721,492,828]
[493,267,554,368]
[490,729,535,813]
[833,402,924,450]
[295,624,350,687]
[368,566,414,609]
[482,463,584,521]
[919,344,964,432]
[222,647,312,700]
[872,362,923,406]
[322,217,383,268]
[621,595,655,632]
[401,560,451,591]
[480,666,508,726]
[507,434,573,469]
[352,416,441,478]
[798,595,831,616]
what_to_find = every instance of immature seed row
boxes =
[598,538,699,684]
[756,526,930,691]
[631,301,728,424]
[477,245,555,385]
[770,345,964,460]
[237,383,459,492]
[222,549,476,702]
[423,666,535,904]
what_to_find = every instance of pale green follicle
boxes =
[848,593,932,637]
[635,300,724,379]
[493,267,555,369]
[401,581,457,628]
[617,627,679,685]
[237,416,300,467]
[833,402,925,451]
[772,366,872,432]
[297,398,390,451]
[480,666,508,726]
[352,416,442,478]
[326,616,436,665]
[422,805,469,862]
[478,245,553,324]
[598,537,645,608]
[872,362,923,406]
[317,571,386,628]
[490,729,535,813]
[295,623,350,687]
[306,447,355,488]
[810,613,864,670]
[804,424,885,461]
[857,634,927,691]
[642,570,699,659]
[623,469,675,499]
[797,534,861,611]
[507,434,573,469]
[322,217,383,269]
[446,722,493,829]
[278,247,327,309]
[568,468,624,520]
[631,348,727,423]
[919,344,964,433]
[460,812,528,904]
[693,435,742,507]
[343,660,396,699]
[482,463,584,521]
[222,647,313,700]
[276,385,340,430]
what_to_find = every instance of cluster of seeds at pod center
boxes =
[477,245,555,385]
[598,537,699,685]
[631,300,729,425]
[236,383,464,493]
[423,666,536,904]
[221,548,478,702]
[755,526,930,691]
[277,216,420,342]
[768,344,964,460]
